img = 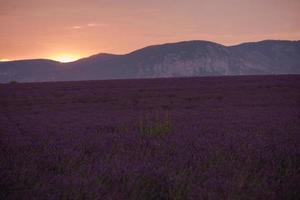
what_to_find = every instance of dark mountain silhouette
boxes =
[0,40,299,83]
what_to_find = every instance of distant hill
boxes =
[0,40,299,83]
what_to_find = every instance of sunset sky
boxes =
[0,0,299,62]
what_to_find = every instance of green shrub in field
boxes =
[139,111,172,137]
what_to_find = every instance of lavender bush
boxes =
[0,75,299,200]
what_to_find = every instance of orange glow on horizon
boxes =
[52,55,80,63]
[0,59,10,62]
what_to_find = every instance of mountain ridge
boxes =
[0,40,299,82]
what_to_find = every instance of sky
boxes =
[0,0,299,62]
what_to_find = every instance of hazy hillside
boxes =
[0,40,299,82]
[0,59,63,82]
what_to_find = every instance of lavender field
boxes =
[0,75,299,200]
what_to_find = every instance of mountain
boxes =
[0,59,63,82]
[0,40,299,83]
